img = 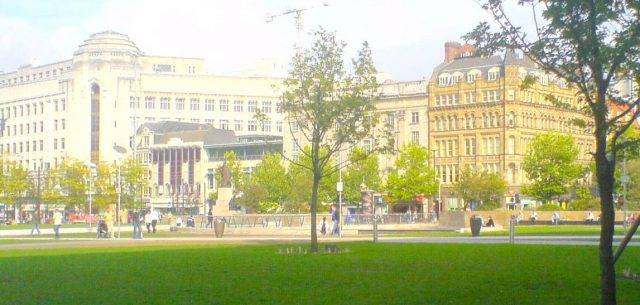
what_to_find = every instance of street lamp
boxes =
[85,162,96,231]
[113,145,128,238]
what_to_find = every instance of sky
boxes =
[0,0,514,80]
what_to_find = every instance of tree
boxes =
[622,159,640,210]
[0,160,32,220]
[236,153,289,213]
[464,2,640,303]
[522,133,584,203]
[120,157,148,210]
[453,167,507,210]
[52,159,89,210]
[92,163,117,211]
[215,151,244,195]
[282,29,387,252]
[285,147,338,213]
[343,147,381,204]
[386,144,439,204]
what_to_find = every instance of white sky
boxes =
[0,0,515,80]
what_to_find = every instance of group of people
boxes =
[29,209,63,239]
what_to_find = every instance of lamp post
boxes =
[113,145,128,238]
[85,162,96,231]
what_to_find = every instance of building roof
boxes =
[429,49,537,82]
[138,121,212,134]
[139,121,237,146]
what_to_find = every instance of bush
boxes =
[570,198,600,211]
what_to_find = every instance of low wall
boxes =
[450,211,638,227]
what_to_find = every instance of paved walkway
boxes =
[0,225,171,236]
[1,235,637,250]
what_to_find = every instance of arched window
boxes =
[507,111,516,127]
[508,136,516,154]
[451,72,463,84]
[467,69,481,83]
[495,112,500,127]
[438,73,451,86]
[487,67,500,81]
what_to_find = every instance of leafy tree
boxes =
[522,133,584,203]
[52,159,89,210]
[0,160,32,219]
[386,144,438,204]
[285,147,338,213]
[92,163,117,211]
[464,2,640,303]
[453,167,507,210]
[251,153,289,205]
[120,157,148,210]
[622,159,640,211]
[343,147,381,204]
[282,29,388,252]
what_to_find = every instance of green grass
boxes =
[4,230,205,239]
[0,243,638,305]
[0,239,59,244]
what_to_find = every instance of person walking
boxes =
[320,216,327,236]
[206,209,214,229]
[52,209,63,239]
[150,209,159,233]
[144,210,152,233]
[104,208,115,239]
[30,211,41,236]
[132,210,143,239]
[331,205,340,236]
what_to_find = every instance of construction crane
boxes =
[265,2,329,46]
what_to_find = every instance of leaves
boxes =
[386,144,439,203]
[453,167,507,209]
[522,133,584,202]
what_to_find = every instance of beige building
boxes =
[134,121,282,213]
[428,42,594,209]
[0,31,284,170]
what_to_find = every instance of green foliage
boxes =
[51,159,89,209]
[92,163,116,211]
[251,154,289,204]
[522,133,584,203]
[386,144,438,203]
[286,148,338,212]
[343,147,381,204]
[537,203,562,211]
[215,151,245,195]
[256,201,280,214]
[453,167,507,210]
[119,157,149,210]
[622,159,640,210]
[0,159,32,207]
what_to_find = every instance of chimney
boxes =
[444,41,462,63]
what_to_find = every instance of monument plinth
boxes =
[214,187,233,215]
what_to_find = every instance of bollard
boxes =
[509,217,516,244]
[373,215,379,243]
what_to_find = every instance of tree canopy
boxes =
[453,167,507,210]
[386,144,438,203]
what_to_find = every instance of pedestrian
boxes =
[132,210,143,239]
[104,208,114,239]
[30,211,41,236]
[331,205,340,236]
[144,210,152,233]
[207,209,214,229]
[552,212,560,225]
[52,209,63,239]
[530,211,538,224]
[320,216,327,236]
[151,209,159,233]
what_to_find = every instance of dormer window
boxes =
[438,74,451,86]
[488,68,500,81]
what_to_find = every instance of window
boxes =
[190,118,200,123]
[61,99,66,111]
[61,138,65,149]
[488,69,500,81]
[204,99,214,111]
[411,112,419,124]
[465,92,476,103]
[411,131,420,144]
[248,100,257,112]
[276,102,283,113]
[39,140,43,151]
[54,139,58,150]
[190,98,200,111]
[54,120,58,131]
[39,121,43,132]
[144,97,155,109]
[175,98,185,110]
[276,121,283,133]
[160,97,170,110]
[234,120,243,131]
[262,101,272,113]
[248,120,257,132]
[234,100,243,112]
[261,120,271,132]
[219,100,229,111]
[465,138,476,155]
[219,119,229,130]
[205,119,214,125]
[438,75,450,86]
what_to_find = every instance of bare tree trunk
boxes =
[595,129,617,305]
[309,172,320,253]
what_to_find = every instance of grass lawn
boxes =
[4,230,205,239]
[0,243,638,305]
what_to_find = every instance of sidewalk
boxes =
[0,225,171,237]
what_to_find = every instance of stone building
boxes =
[428,42,594,209]
[0,31,284,170]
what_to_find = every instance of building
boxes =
[0,31,284,170]
[135,121,282,213]
[428,42,594,209]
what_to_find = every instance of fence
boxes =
[187,213,437,229]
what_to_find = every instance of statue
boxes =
[220,161,232,188]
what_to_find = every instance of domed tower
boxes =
[67,31,143,164]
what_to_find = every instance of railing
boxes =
[186,213,437,229]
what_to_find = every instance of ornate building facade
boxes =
[428,42,594,209]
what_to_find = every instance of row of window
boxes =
[0,120,65,138]
[437,69,501,87]
[131,97,281,113]
[435,163,502,184]
[0,138,56,155]
[433,136,500,157]
[135,117,284,133]
[434,112,502,131]
[435,90,501,107]
[0,66,71,87]
[1,99,66,120]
